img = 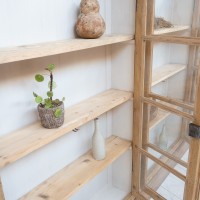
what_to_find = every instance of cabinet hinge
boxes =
[189,123,200,139]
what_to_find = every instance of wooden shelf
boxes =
[0,34,134,64]
[152,64,186,87]
[149,103,178,130]
[149,109,170,130]
[21,136,131,200]
[154,25,189,35]
[0,89,132,169]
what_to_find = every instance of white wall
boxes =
[0,0,135,199]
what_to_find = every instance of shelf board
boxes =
[0,34,134,64]
[91,185,128,200]
[154,25,189,35]
[21,136,131,200]
[0,89,132,169]
[152,64,186,87]
[149,103,178,130]
[149,109,170,130]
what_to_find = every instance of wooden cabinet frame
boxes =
[132,0,200,199]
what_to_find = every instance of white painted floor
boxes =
[156,150,189,200]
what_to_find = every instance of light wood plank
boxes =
[184,36,200,199]
[152,64,186,86]
[141,0,155,194]
[144,35,200,45]
[139,148,186,181]
[143,97,194,121]
[0,34,134,64]
[21,136,131,200]
[154,25,189,35]
[132,0,147,194]
[0,89,132,169]
[146,143,188,168]
[149,93,194,111]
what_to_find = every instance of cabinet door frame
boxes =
[132,0,200,199]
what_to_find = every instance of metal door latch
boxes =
[189,123,200,139]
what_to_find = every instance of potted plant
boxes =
[33,64,65,129]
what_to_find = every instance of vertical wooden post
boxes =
[132,0,147,195]
[181,0,200,139]
[184,66,200,200]
[141,0,155,191]
[0,179,4,200]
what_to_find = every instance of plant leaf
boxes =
[35,96,43,104]
[35,74,44,82]
[44,98,52,106]
[48,81,57,89]
[33,92,38,97]
[54,99,60,104]
[62,97,65,101]
[47,64,55,71]
[54,108,62,118]
[45,104,51,109]
[47,91,53,98]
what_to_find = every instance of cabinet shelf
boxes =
[20,136,131,200]
[149,109,170,130]
[0,34,134,64]
[0,89,132,169]
[150,103,178,130]
[154,25,189,35]
[152,64,186,87]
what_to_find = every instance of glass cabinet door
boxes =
[133,0,200,199]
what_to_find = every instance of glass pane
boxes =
[143,103,190,163]
[143,156,186,200]
[149,43,199,111]
[151,0,198,38]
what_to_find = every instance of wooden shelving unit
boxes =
[0,89,132,169]
[152,64,186,86]
[0,34,133,64]
[20,136,131,200]
[154,25,189,35]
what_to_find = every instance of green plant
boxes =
[33,64,65,118]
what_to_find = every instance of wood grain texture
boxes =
[0,35,133,64]
[151,64,186,86]
[0,89,132,169]
[132,0,147,193]
[184,30,200,199]
[143,97,194,120]
[20,136,131,200]
[144,35,200,45]
[149,93,194,111]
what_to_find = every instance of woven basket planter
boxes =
[37,102,64,129]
